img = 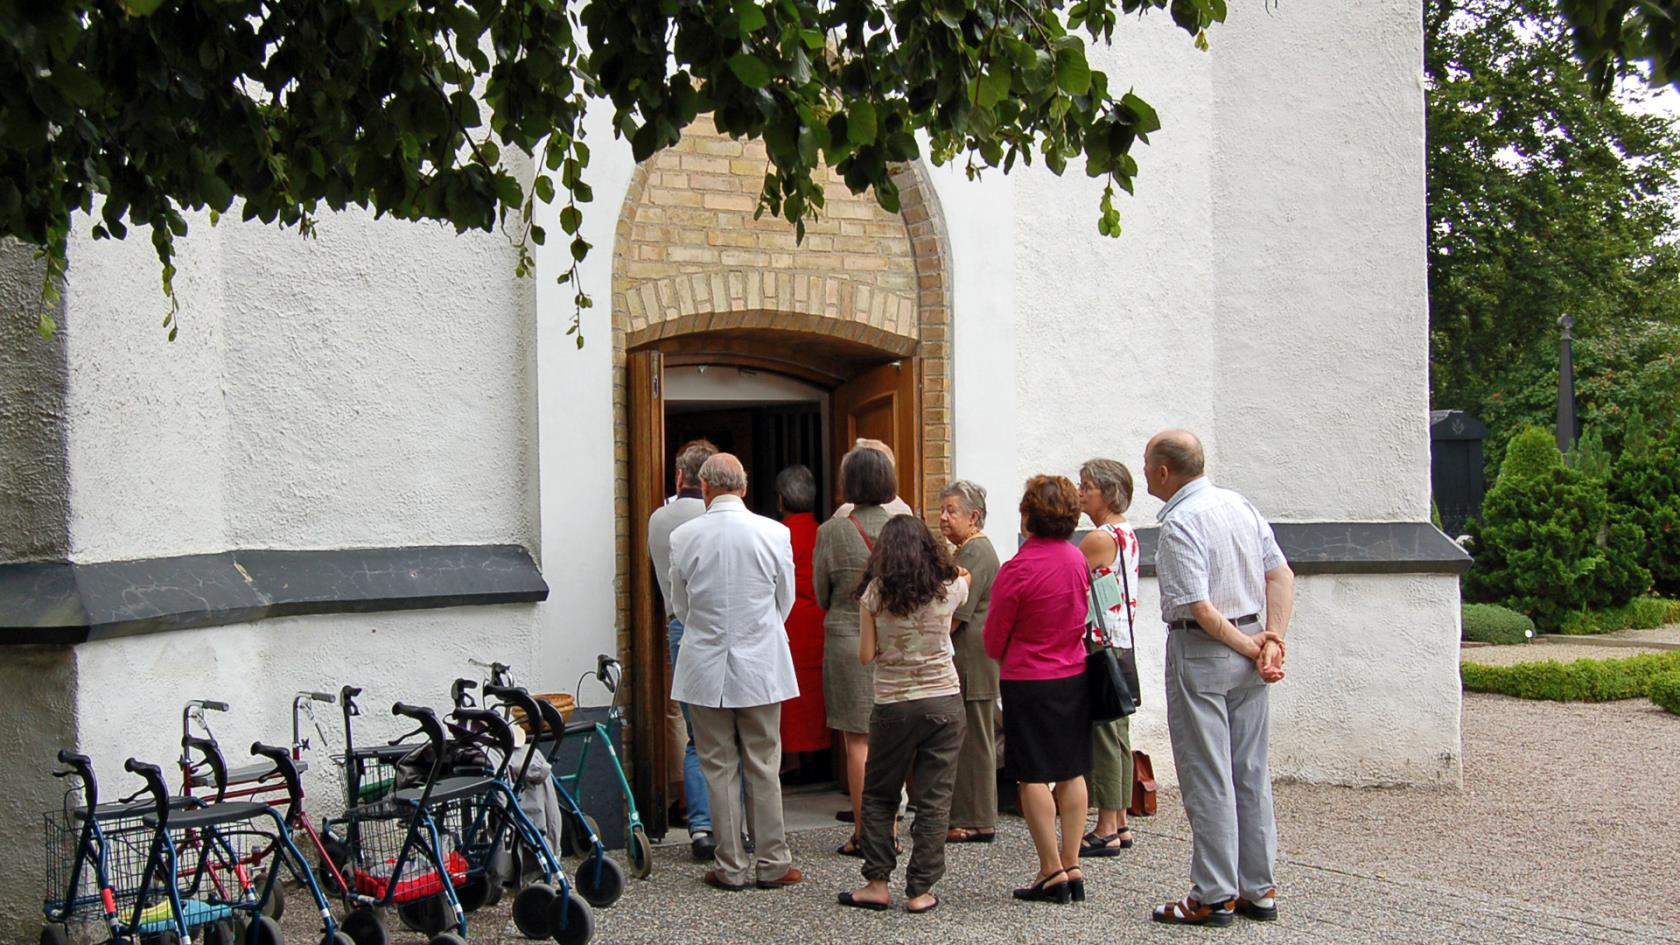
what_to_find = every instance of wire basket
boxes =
[336,745,414,807]
[338,801,468,905]
[43,803,156,921]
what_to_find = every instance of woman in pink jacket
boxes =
[983,475,1091,905]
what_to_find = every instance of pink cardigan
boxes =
[982,537,1089,681]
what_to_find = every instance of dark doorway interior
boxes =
[665,402,827,519]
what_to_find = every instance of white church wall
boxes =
[1209,0,1431,522]
[531,102,636,689]
[0,648,77,940]
[69,605,542,824]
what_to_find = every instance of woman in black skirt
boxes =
[982,475,1093,904]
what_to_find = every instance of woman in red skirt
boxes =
[777,465,831,756]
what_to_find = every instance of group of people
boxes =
[648,430,1295,926]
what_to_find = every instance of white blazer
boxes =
[669,495,799,708]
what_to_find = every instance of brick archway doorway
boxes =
[610,118,953,835]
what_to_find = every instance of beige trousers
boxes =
[688,702,791,886]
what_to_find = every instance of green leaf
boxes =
[37,311,57,340]
[1056,47,1092,96]
[736,0,767,34]
[979,68,1011,108]
[121,0,165,14]
[847,100,877,145]
[534,175,556,203]
[560,205,582,234]
[727,54,773,89]
[52,67,103,107]
[1120,92,1161,135]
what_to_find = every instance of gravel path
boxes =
[1461,642,1673,665]
[268,692,1679,944]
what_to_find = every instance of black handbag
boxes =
[1086,566,1138,724]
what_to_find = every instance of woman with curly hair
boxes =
[838,515,970,915]
[984,475,1092,905]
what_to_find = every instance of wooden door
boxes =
[627,349,669,837]
[831,359,922,512]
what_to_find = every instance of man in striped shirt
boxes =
[1144,430,1294,928]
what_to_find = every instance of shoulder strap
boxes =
[848,514,874,551]
[1118,531,1135,642]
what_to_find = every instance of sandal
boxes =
[1152,896,1235,927]
[1078,830,1127,857]
[946,827,996,844]
[836,836,864,858]
[1012,869,1071,904]
[837,890,890,911]
[905,894,940,915]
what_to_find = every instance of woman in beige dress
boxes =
[813,446,899,855]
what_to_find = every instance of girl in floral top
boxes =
[838,515,970,915]
[1078,458,1143,857]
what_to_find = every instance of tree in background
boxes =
[1427,0,1680,467]
[0,0,1225,340]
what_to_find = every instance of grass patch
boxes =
[1461,651,1680,702]
[1461,603,1534,645]
[1650,671,1680,716]
[1558,597,1680,635]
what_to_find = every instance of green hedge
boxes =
[1608,445,1680,596]
[1461,603,1534,644]
[1461,651,1680,702]
[1650,671,1680,716]
[1559,597,1678,635]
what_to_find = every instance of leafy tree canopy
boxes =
[1427,0,1680,444]
[0,0,1227,339]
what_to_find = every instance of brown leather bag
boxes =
[1129,750,1158,816]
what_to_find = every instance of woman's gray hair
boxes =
[1079,458,1134,515]
[774,464,816,513]
[939,479,988,528]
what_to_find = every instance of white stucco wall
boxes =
[0,648,77,940]
[1,242,69,562]
[1127,572,1464,790]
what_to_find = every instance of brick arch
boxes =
[608,116,954,646]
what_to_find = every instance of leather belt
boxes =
[1167,614,1259,632]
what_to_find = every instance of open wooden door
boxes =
[831,359,922,511]
[627,349,668,837]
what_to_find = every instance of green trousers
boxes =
[1090,713,1133,811]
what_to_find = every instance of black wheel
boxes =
[572,852,624,908]
[339,908,386,945]
[316,835,351,894]
[321,933,354,945]
[627,824,653,880]
[258,878,286,920]
[561,812,599,857]
[511,883,557,939]
[547,890,593,945]
[245,915,283,945]
[202,919,240,945]
[40,925,69,945]
[427,935,467,945]
[397,894,449,935]
[455,872,493,913]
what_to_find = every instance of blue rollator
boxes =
[41,747,343,945]
[482,657,653,881]
[331,702,592,945]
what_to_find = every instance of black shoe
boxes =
[691,831,717,862]
[1153,896,1236,927]
[1236,891,1278,921]
[1013,870,1071,904]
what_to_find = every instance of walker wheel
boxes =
[339,908,387,945]
[203,919,240,945]
[628,824,653,879]
[547,889,594,945]
[456,872,495,913]
[397,894,450,935]
[258,878,285,920]
[562,812,600,857]
[322,933,354,945]
[245,915,283,945]
[427,935,467,945]
[573,851,624,907]
[512,882,557,939]
[40,925,69,945]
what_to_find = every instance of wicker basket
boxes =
[509,692,575,735]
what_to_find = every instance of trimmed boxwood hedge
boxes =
[1461,651,1680,703]
[1462,603,1534,645]
[1650,671,1680,716]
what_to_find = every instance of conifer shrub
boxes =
[1498,426,1564,482]
[1464,464,1650,630]
[1461,603,1534,644]
[1607,444,1680,595]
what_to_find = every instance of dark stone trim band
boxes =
[0,544,548,645]
[1058,522,1472,577]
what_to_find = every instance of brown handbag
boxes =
[1129,750,1158,816]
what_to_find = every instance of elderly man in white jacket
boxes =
[669,452,804,891]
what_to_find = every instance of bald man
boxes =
[1143,431,1293,927]
[669,453,804,892]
